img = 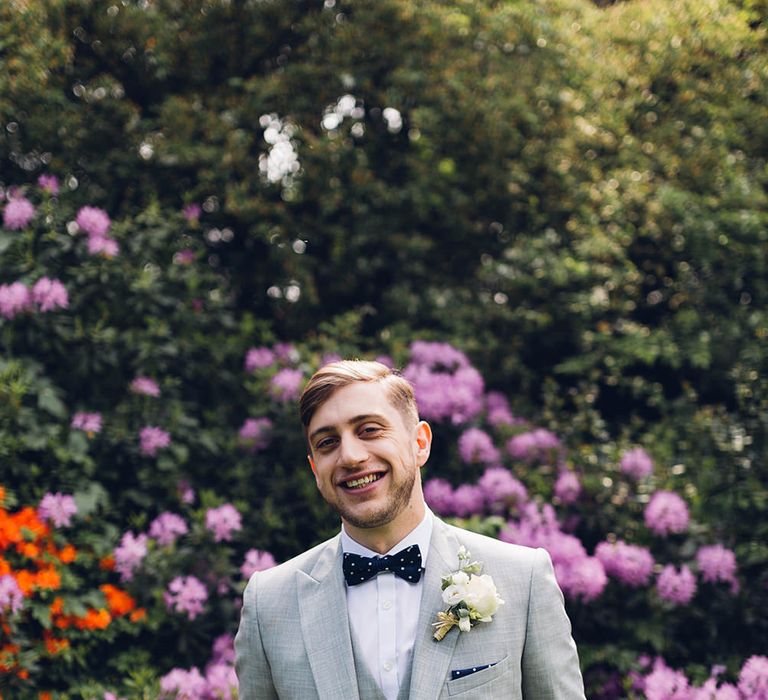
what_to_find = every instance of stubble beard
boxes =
[331,465,417,530]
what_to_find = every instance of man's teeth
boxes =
[345,474,381,489]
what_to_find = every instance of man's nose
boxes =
[337,435,368,465]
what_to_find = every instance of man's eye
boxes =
[360,426,381,436]
[316,438,336,449]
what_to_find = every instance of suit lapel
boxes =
[408,519,461,700]
[298,536,360,700]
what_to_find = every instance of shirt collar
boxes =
[340,506,434,566]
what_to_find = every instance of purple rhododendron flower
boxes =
[477,467,527,512]
[241,549,277,579]
[644,660,691,700]
[3,196,35,229]
[0,575,24,614]
[205,663,238,700]
[38,492,78,528]
[269,368,304,402]
[507,428,562,463]
[644,490,690,536]
[696,544,739,593]
[87,233,119,257]
[205,503,242,542]
[739,656,768,700]
[244,346,275,372]
[320,353,342,367]
[114,531,148,582]
[374,354,394,368]
[175,248,196,265]
[657,564,697,605]
[37,174,59,195]
[423,478,455,516]
[692,679,740,700]
[131,376,161,397]
[182,203,202,222]
[273,342,299,363]
[32,277,69,312]
[71,411,102,434]
[238,417,273,451]
[485,391,521,427]
[402,362,484,425]
[211,633,236,666]
[595,540,654,587]
[620,447,654,479]
[149,512,189,546]
[76,205,111,237]
[160,666,207,699]
[458,427,501,466]
[408,340,470,370]
[177,479,196,504]
[451,484,486,518]
[164,575,208,620]
[554,470,581,504]
[139,426,171,456]
[0,281,32,320]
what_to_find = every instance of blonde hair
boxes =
[299,360,418,432]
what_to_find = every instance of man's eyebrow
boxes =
[308,414,387,442]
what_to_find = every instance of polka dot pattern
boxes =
[450,662,497,680]
[343,545,424,586]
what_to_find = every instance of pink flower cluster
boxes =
[507,428,562,464]
[696,544,739,594]
[485,391,523,427]
[269,368,304,403]
[244,346,275,371]
[160,635,238,699]
[238,417,273,451]
[554,470,582,504]
[114,531,148,582]
[130,376,161,397]
[424,466,527,518]
[164,575,208,620]
[402,342,484,424]
[640,656,768,700]
[182,203,202,222]
[205,504,242,542]
[644,490,690,536]
[0,277,69,320]
[0,574,25,614]
[501,503,607,602]
[38,174,59,195]
[620,447,654,479]
[149,512,189,546]
[656,564,697,605]
[76,205,119,257]
[71,411,102,434]
[37,492,78,528]
[139,426,171,456]
[595,540,655,587]
[458,428,501,466]
[240,549,277,579]
[2,195,35,229]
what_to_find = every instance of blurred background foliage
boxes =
[1,0,767,696]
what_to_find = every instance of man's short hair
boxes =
[299,360,419,433]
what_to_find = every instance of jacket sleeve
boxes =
[235,573,279,700]
[521,548,586,699]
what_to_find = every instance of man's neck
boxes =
[343,501,426,554]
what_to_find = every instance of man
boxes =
[235,360,586,699]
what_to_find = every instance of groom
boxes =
[235,360,585,699]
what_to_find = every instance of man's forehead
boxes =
[307,382,398,428]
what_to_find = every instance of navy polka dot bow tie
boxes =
[343,544,424,586]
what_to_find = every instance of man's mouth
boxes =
[343,473,383,490]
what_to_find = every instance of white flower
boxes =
[451,571,470,586]
[465,574,504,620]
[442,583,468,606]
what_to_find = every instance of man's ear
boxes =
[415,421,432,467]
[307,454,317,475]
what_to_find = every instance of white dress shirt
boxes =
[341,508,434,700]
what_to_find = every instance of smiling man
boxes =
[235,360,586,699]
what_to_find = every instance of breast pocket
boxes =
[445,654,518,697]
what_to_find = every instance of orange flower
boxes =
[14,507,48,541]
[17,668,29,679]
[0,511,21,550]
[35,567,61,591]
[50,597,64,616]
[0,643,19,672]
[100,584,136,617]
[129,607,147,623]
[99,555,115,571]
[74,608,111,630]
[0,557,10,576]
[57,545,77,563]
[43,632,69,655]
[39,693,52,700]
[14,569,35,595]
[16,541,40,559]
[0,486,5,504]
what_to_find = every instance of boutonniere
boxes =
[432,545,505,641]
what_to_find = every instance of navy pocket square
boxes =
[450,662,498,680]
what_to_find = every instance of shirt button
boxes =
[384,661,393,672]
[382,599,392,610]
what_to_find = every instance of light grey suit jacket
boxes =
[235,517,586,699]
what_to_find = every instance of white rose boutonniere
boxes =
[432,545,505,641]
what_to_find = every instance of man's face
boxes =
[306,381,431,533]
